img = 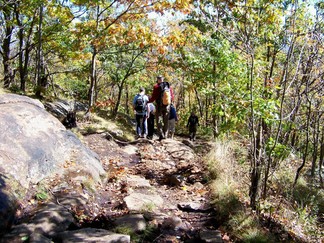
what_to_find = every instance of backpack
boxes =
[135,94,146,113]
[160,82,171,106]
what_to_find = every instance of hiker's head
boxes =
[157,75,163,83]
[139,87,145,94]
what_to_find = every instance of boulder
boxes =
[0,94,105,234]
[0,94,105,187]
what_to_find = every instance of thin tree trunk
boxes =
[88,47,97,109]
[212,61,218,138]
[125,84,129,115]
[35,3,44,98]
[248,53,261,210]
[2,7,13,88]
[311,111,320,177]
[294,100,311,186]
[113,81,124,117]
[194,88,203,118]
[205,96,208,126]
[319,126,324,186]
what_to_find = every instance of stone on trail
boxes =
[113,214,146,232]
[178,201,212,212]
[124,192,163,212]
[125,175,152,189]
[162,139,196,161]
[55,228,130,243]
[199,229,223,243]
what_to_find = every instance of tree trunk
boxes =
[311,112,320,177]
[294,100,311,186]
[15,3,34,92]
[205,96,209,126]
[88,47,97,109]
[248,53,262,210]
[125,84,129,115]
[319,126,324,186]
[2,7,14,88]
[113,82,124,117]
[194,88,203,118]
[35,4,45,98]
[212,61,218,138]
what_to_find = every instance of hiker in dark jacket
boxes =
[148,75,174,140]
[187,111,199,141]
[168,104,178,139]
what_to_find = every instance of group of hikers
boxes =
[132,75,199,141]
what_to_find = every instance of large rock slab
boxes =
[162,139,195,162]
[0,94,105,235]
[0,94,105,188]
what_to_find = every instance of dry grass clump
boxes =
[205,139,280,242]
[76,111,135,141]
[205,139,248,219]
[228,211,276,243]
[268,156,324,241]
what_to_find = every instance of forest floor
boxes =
[81,130,232,242]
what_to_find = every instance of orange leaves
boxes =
[94,99,116,110]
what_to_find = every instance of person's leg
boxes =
[143,115,148,137]
[193,126,197,141]
[189,126,194,140]
[136,114,141,137]
[168,118,175,139]
[147,116,154,138]
[162,105,170,138]
[156,107,163,139]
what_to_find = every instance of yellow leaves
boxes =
[64,160,76,168]
[108,25,118,35]
[153,2,172,14]
[85,20,97,29]
[174,0,193,13]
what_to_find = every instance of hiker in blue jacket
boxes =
[133,87,149,138]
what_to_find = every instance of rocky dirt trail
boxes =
[1,132,231,243]
[82,133,230,242]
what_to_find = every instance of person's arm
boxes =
[170,86,174,102]
[147,104,151,118]
[145,97,150,117]
[148,85,159,103]
[132,95,137,109]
